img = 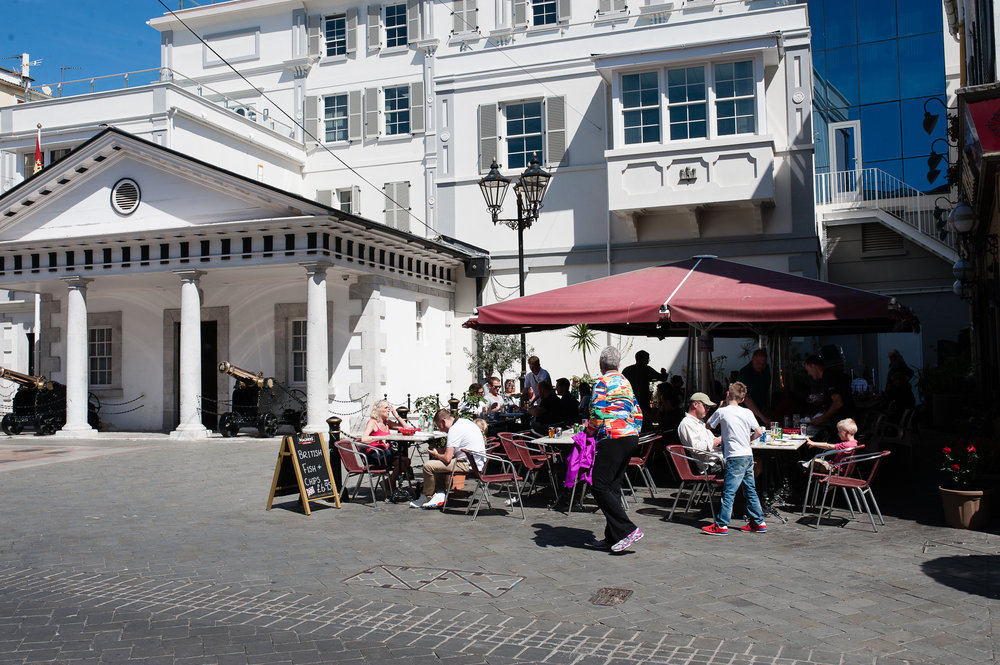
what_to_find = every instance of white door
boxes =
[828,120,862,201]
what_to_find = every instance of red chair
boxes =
[624,434,662,502]
[817,450,891,532]
[459,450,524,520]
[333,440,391,505]
[498,431,561,499]
[801,444,865,515]
[665,444,723,520]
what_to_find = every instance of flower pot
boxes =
[939,487,994,529]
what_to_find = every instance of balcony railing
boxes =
[815,168,957,252]
[31,68,297,139]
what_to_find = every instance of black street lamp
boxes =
[478,153,552,378]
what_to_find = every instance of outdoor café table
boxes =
[369,431,446,499]
[751,435,807,522]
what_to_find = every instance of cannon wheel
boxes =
[218,413,240,438]
[257,413,278,438]
[35,414,61,436]
[1,414,18,436]
[293,410,307,434]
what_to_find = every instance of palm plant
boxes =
[567,324,599,375]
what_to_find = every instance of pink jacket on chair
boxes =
[564,431,597,487]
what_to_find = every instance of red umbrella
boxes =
[464,256,918,338]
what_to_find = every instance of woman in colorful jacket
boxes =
[585,346,644,553]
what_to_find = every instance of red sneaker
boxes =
[739,521,768,533]
[701,524,729,535]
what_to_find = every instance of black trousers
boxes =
[591,435,639,543]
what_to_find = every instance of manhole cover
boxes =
[590,587,633,606]
[344,565,523,598]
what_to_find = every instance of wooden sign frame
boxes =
[266,432,341,515]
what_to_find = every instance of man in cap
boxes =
[677,392,722,473]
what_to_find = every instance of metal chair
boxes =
[800,444,865,515]
[817,450,892,532]
[624,433,662,502]
[333,440,391,505]
[497,431,561,500]
[664,444,723,520]
[458,450,525,520]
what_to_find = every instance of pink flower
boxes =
[952,464,961,471]
[942,447,952,455]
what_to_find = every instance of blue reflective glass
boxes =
[824,0,857,48]
[860,102,901,162]
[897,0,942,37]
[859,41,899,104]
[814,111,830,170]
[857,0,896,43]
[903,154,948,192]
[825,46,859,107]
[866,158,904,183]
[900,96,945,159]
[813,50,827,109]
[807,0,825,52]
[899,34,945,99]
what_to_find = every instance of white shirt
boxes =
[446,417,487,471]
[708,404,761,459]
[523,368,551,405]
[677,412,721,471]
[484,390,503,412]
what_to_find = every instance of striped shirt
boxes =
[589,370,642,439]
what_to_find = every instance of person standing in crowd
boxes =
[677,392,722,473]
[804,355,855,442]
[585,347,644,553]
[522,355,551,407]
[736,348,771,424]
[622,350,668,425]
[555,377,580,423]
[703,382,766,535]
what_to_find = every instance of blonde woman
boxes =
[360,400,410,495]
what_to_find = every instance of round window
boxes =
[110,178,141,216]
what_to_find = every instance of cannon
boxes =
[217,361,307,437]
[0,368,101,435]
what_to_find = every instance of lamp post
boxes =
[478,153,552,377]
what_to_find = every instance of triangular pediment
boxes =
[0,128,325,243]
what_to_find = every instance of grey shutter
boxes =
[350,185,361,214]
[513,0,528,27]
[614,0,626,9]
[348,90,362,141]
[347,8,359,52]
[407,0,421,42]
[453,0,476,33]
[384,182,411,231]
[307,14,322,56]
[478,103,498,173]
[557,0,571,22]
[368,4,382,50]
[545,96,566,166]
[410,81,425,133]
[304,95,320,142]
[316,189,335,207]
[365,87,380,138]
[598,0,611,12]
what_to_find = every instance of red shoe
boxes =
[701,524,728,535]
[739,521,768,533]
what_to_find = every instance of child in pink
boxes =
[805,417,858,470]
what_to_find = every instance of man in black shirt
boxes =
[622,350,667,428]
[529,380,564,429]
[803,355,854,441]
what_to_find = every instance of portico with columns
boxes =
[0,128,475,437]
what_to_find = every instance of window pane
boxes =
[622,72,660,145]
[824,46,859,107]
[324,94,349,142]
[291,320,307,383]
[532,0,557,25]
[714,60,755,135]
[88,327,113,385]
[859,40,899,104]
[860,102,901,163]
[898,33,945,99]
[506,101,543,166]
[325,14,347,56]
[386,3,407,47]
[824,0,857,48]
[857,0,896,43]
[384,86,410,135]
[897,0,942,37]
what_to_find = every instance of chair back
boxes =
[497,431,522,463]
[861,450,891,484]
[636,435,662,464]
[832,449,889,483]
[833,443,866,475]
[335,440,367,474]
[499,431,544,470]
[666,444,708,482]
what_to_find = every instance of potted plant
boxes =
[939,438,998,529]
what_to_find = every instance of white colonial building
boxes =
[0,0,815,435]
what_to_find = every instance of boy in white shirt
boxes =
[702,382,766,535]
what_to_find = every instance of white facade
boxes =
[0,0,815,433]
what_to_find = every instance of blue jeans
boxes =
[717,455,764,527]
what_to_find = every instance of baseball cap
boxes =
[689,392,716,407]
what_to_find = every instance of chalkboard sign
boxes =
[266,433,341,515]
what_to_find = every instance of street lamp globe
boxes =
[518,153,552,214]
[478,160,511,217]
[949,200,976,234]
[952,258,974,283]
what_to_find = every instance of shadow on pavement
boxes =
[530,522,597,549]
[921,554,1000,599]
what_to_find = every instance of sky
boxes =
[4,0,173,90]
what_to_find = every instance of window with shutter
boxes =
[453,0,477,33]
[545,96,566,166]
[531,0,558,25]
[505,101,543,169]
[410,81,425,133]
[406,0,421,43]
[348,90,363,141]
[385,85,410,135]
[346,8,359,52]
[307,14,322,56]
[323,94,349,142]
[384,181,411,231]
[478,103,498,173]
[324,13,349,55]
[513,0,528,27]
[557,0,571,22]
[368,4,382,50]
[304,95,320,142]
[385,3,407,47]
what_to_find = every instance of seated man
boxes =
[554,377,580,423]
[677,392,723,473]
[483,376,504,415]
[410,409,486,510]
[528,380,564,430]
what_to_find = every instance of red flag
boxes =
[33,128,42,174]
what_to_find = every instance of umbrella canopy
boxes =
[464,256,919,338]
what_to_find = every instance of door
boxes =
[173,320,219,430]
[828,120,862,201]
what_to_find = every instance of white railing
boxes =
[31,68,298,139]
[815,168,957,251]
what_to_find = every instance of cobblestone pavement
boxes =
[0,435,997,665]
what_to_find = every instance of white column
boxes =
[302,262,331,434]
[170,270,209,440]
[55,276,96,438]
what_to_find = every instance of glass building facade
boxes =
[802,0,949,193]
